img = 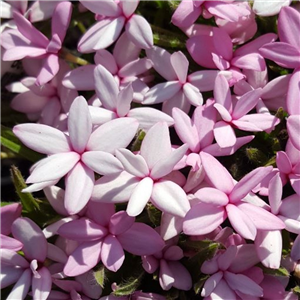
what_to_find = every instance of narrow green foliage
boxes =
[113,270,145,296]
[194,275,209,295]
[293,285,300,296]
[245,147,268,166]
[262,266,290,277]
[10,165,40,212]
[147,204,162,226]
[131,129,146,152]
[1,125,45,163]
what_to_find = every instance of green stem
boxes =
[60,48,89,66]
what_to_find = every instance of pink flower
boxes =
[92,122,190,217]
[252,0,292,16]
[13,96,139,215]
[78,0,153,52]
[183,152,285,240]
[1,2,72,85]
[58,202,164,276]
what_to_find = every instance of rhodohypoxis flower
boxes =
[200,244,264,299]
[183,152,285,240]
[78,0,153,52]
[58,202,164,276]
[1,217,68,300]
[63,32,153,102]
[143,47,204,114]
[92,122,190,217]
[85,65,174,129]
[7,60,78,129]
[187,28,277,84]
[142,243,192,291]
[1,1,72,85]
[255,173,300,269]
[171,0,250,29]
[13,96,139,214]
[212,74,279,148]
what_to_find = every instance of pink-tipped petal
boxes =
[214,121,236,148]
[142,255,159,274]
[13,123,71,155]
[276,151,293,174]
[170,51,188,83]
[68,96,92,153]
[125,14,153,49]
[64,162,95,215]
[116,83,133,117]
[231,53,266,71]
[195,187,229,206]
[101,235,125,272]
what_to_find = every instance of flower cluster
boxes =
[1,1,300,299]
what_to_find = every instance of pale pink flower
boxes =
[63,32,153,102]
[13,96,139,215]
[58,202,164,276]
[252,0,292,16]
[78,0,153,52]
[1,2,72,85]
[171,0,251,29]
[183,152,285,240]
[143,47,205,114]
[92,122,190,218]
[212,74,279,148]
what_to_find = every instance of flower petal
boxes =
[31,266,52,300]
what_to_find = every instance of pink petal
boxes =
[168,261,192,291]
[200,152,234,193]
[43,216,78,239]
[58,218,107,241]
[226,204,257,240]
[291,234,300,261]
[232,89,262,120]
[0,203,22,235]
[182,83,203,106]
[208,279,236,299]
[286,69,300,115]
[170,51,188,83]
[101,235,125,272]
[120,0,139,18]
[0,264,24,289]
[36,54,60,86]
[91,171,139,203]
[214,74,232,111]
[214,103,232,122]
[43,186,68,216]
[64,162,95,215]
[31,266,52,300]
[94,49,118,74]
[229,166,272,203]
[118,223,165,255]
[64,240,102,277]
[279,194,300,220]
[68,96,92,153]
[86,202,115,227]
[109,211,135,235]
[236,113,279,132]
[278,6,300,49]
[160,213,184,241]
[0,235,23,251]
[62,65,95,90]
[231,53,266,71]
[128,107,174,130]
[162,90,190,115]
[276,151,292,174]
[268,173,282,215]
[142,255,159,274]
[87,118,138,152]
[89,106,116,125]
[195,187,229,206]
[140,122,171,169]
[159,259,174,290]
[115,149,149,177]
[125,14,153,49]
[183,203,226,235]
[51,1,72,42]
[151,180,190,217]
[212,27,233,61]
[143,81,181,105]
[116,83,133,117]
[255,230,282,269]
[201,271,223,297]
[80,0,122,17]
[94,65,118,111]
[0,249,29,269]
[287,115,300,151]
[26,152,80,183]
[164,246,183,261]
[118,57,153,78]
[13,123,71,155]
[146,46,177,81]
[150,144,189,179]
[237,202,285,230]
[11,217,47,262]
[218,245,238,271]
[6,269,32,300]
[81,151,123,175]
[127,177,153,216]
[75,270,103,299]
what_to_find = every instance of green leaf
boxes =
[194,275,209,295]
[10,165,40,212]
[94,265,106,288]
[113,270,145,296]
[1,125,45,163]
[293,285,300,295]
[262,266,290,277]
